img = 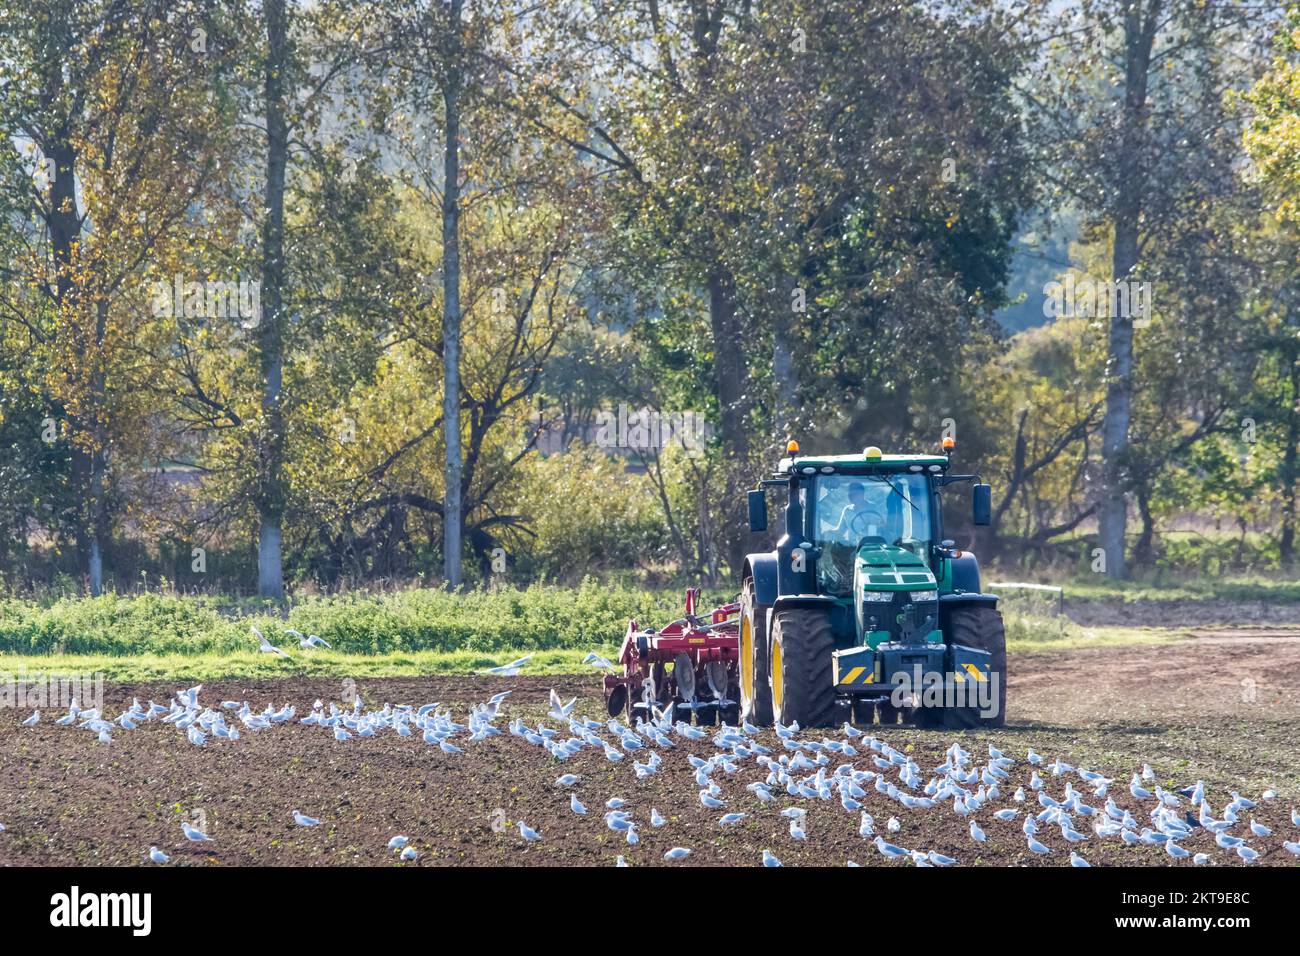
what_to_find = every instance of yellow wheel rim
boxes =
[740,613,753,704]
[771,636,783,713]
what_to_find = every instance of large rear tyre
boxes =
[943,603,1007,729]
[770,606,836,728]
[739,579,773,726]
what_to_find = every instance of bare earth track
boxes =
[1,632,1297,867]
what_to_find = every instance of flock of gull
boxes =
[509,689,1299,867]
[9,673,1300,866]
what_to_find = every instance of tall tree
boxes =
[257,0,289,598]
[151,0,379,595]
[0,0,233,594]
[1246,7,1300,564]
[589,0,1033,573]
[347,0,597,586]
[441,0,465,588]
[1095,1,1161,581]
[1026,0,1273,577]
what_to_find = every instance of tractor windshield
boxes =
[812,473,933,595]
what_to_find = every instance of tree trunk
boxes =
[1097,1,1159,581]
[1280,351,1299,565]
[708,270,745,449]
[46,137,99,592]
[87,298,110,595]
[1133,484,1155,569]
[257,0,289,599]
[1098,240,1136,579]
[442,0,465,589]
[708,267,750,574]
[773,274,800,439]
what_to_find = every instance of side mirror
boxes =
[972,483,992,526]
[747,489,768,533]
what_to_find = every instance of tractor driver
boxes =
[818,480,889,595]
[831,481,888,544]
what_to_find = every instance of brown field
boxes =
[1,630,1298,867]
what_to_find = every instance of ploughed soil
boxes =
[1065,600,1300,627]
[1,633,1298,867]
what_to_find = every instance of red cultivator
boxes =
[603,587,742,725]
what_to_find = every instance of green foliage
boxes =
[1247,9,1300,222]
[0,582,735,657]
[1000,605,1085,645]
[0,0,1293,594]
[507,446,674,581]
[0,592,252,656]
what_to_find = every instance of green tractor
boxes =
[738,439,1006,729]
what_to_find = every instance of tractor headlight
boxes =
[910,590,938,602]
[862,591,894,602]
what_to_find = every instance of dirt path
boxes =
[0,639,1297,867]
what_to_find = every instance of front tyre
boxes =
[739,579,773,726]
[770,607,836,728]
[943,603,1007,729]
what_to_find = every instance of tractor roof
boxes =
[779,451,950,472]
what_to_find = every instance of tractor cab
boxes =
[739,440,1006,729]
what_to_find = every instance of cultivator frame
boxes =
[603,588,742,725]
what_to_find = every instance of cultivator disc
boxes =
[603,588,742,725]
[674,652,696,703]
[705,661,729,701]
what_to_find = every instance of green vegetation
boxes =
[0,582,733,658]
[0,583,1205,682]
[999,608,1178,655]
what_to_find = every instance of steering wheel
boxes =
[847,512,889,541]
